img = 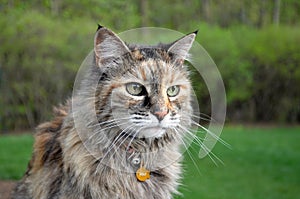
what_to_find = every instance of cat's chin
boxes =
[137,127,166,138]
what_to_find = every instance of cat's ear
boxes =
[167,31,197,62]
[94,25,130,66]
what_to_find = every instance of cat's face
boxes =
[109,58,192,138]
[94,26,196,139]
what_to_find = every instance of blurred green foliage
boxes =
[0,0,300,131]
[0,10,96,130]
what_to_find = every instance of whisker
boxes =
[87,121,129,141]
[173,127,201,175]
[183,114,232,150]
[97,125,135,168]
[87,117,133,141]
[125,126,144,151]
[98,123,139,165]
[90,116,132,128]
[104,125,139,164]
[189,113,217,123]
[184,129,223,166]
[177,124,203,143]
[190,120,232,149]
[177,124,223,166]
[108,125,134,149]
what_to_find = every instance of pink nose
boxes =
[154,110,168,121]
[151,105,169,121]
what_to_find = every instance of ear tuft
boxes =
[97,24,103,31]
[193,29,199,35]
[94,26,130,67]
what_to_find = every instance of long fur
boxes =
[13,26,196,199]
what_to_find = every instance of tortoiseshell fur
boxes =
[13,26,196,199]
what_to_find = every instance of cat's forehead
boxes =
[129,45,173,62]
[121,58,189,89]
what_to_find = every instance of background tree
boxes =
[0,0,299,132]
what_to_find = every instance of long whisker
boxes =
[95,128,133,174]
[87,117,133,141]
[125,126,144,151]
[87,121,129,141]
[173,127,201,174]
[97,125,135,168]
[177,124,224,166]
[184,129,224,166]
[189,113,219,124]
[90,116,132,128]
[103,125,140,165]
[188,116,228,144]
[191,120,232,149]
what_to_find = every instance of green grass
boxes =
[0,134,33,180]
[0,126,299,198]
[176,126,300,199]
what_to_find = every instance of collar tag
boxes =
[136,161,150,182]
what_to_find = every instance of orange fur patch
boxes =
[140,67,147,81]
[132,49,144,60]
[32,132,52,172]
[31,105,68,172]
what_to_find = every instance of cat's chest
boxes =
[122,143,180,176]
[96,164,177,199]
[89,145,181,198]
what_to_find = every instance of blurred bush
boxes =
[0,2,300,132]
[198,25,300,123]
[0,10,95,131]
[239,26,300,122]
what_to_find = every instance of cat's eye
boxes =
[167,85,180,97]
[126,82,146,96]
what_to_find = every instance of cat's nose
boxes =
[151,105,169,121]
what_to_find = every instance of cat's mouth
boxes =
[120,126,166,140]
[136,126,167,138]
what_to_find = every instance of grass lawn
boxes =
[0,126,299,198]
[0,134,33,180]
[176,126,300,199]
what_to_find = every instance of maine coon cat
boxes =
[13,25,197,199]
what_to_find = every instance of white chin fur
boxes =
[130,113,179,138]
[137,127,166,138]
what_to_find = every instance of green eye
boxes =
[126,82,145,96]
[167,85,180,97]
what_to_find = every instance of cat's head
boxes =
[93,26,196,139]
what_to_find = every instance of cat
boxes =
[12,25,197,199]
